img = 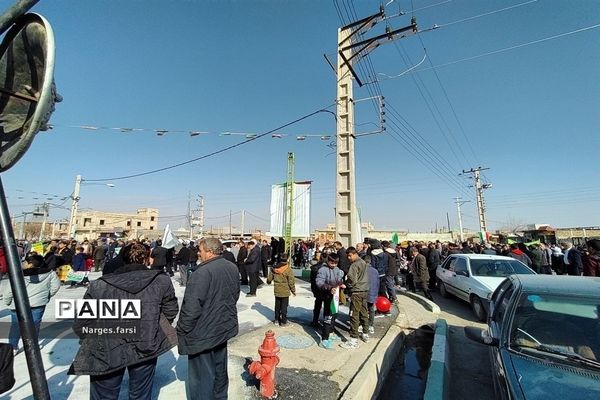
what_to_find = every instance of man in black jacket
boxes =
[150,239,168,273]
[69,242,179,400]
[260,239,271,278]
[561,241,583,276]
[382,241,399,302]
[236,240,249,286]
[245,241,262,297]
[188,241,198,268]
[175,243,191,286]
[270,237,279,264]
[334,241,350,275]
[177,238,240,399]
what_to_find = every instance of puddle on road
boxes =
[377,324,435,400]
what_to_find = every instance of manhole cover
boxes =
[276,334,315,349]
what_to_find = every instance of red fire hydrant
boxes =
[249,330,280,399]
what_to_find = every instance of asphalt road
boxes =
[430,290,495,400]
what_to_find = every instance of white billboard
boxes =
[269,182,311,238]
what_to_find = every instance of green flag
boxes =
[392,232,399,246]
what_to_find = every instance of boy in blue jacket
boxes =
[366,255,380,335]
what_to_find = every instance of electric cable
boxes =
[85,104,336,182]
[435,0,538,29]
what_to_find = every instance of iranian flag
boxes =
[330,287,340,314]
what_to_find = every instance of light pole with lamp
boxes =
[67,174,115,239]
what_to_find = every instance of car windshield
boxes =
[470,259,534,277]
[510,294,600,365]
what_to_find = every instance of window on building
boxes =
[83,218,92,227]
[127,220,131,226]
[137,221,142,227]
[150,216,155,222]
[99,219,105,226]
[150,226,154,230]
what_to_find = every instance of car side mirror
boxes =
[464,326,498,347]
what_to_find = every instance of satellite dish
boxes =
[0,13,61,172]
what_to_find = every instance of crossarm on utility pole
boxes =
[339,7,385,47]
[340,20,418,53]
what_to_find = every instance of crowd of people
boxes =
[1,234,599,399]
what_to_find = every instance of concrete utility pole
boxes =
[335,8,417,247]
[68,174,82,238]
[461,167,491,241]
[39,203,49,239]
[454,197,470,242]
[19,212,27,239]
[198,195,204,237]
[240,209,245,237]
[284,152,295,256]
[187,191,192,240]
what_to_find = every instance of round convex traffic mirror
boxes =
[0,13,60,172]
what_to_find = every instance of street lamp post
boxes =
[67,174,81,238]
[67,175,114,239]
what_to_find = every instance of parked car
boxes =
[465,275,600,399]
[436,254,535,321]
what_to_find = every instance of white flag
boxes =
[162,224,179,249]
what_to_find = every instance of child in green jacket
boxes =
[267,259,296,326]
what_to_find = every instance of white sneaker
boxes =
[368,326,375,334]
[360,333,370,343]
[340,338,359,349]
[358,325,363,333]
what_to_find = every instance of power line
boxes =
[391,40,467,170]
[416,33,480,167]
[47,123,336,142]
[384,116,471,197]
[245,210,269,222]
[85,104,336,182]
[435,0,538,29]
[385,0,452,19]
[385,101,457,171]
[384,101,467,190]
[376,23,600,78]
[385,124,470,197]
[205,211,241,220]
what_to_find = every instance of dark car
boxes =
[465,275,600,400]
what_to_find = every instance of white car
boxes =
[436,254,536,321]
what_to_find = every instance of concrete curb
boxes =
[424,319,450,400]
[402,291,441,314]
[339,308,408,400]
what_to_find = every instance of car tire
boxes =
[471,295,487,322]
[439,282,449,298]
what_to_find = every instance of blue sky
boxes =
[3,0,599,234]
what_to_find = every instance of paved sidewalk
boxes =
[1,273,404,399]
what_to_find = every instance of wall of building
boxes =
[313,227,456,244]
[73,208,159,241]
[555,227,600,240]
